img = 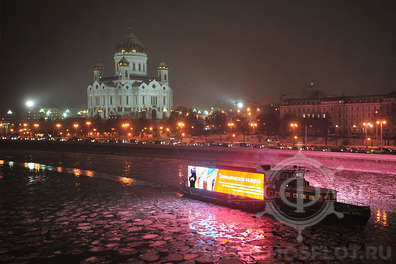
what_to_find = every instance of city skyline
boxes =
[1,0,395,113]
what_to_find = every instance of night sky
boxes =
[1,0,395,113]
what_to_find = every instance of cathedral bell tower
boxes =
[156,62,168,85]
[118,57,130,80]
[93,64,104,81]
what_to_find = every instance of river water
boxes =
[0,149,395,263]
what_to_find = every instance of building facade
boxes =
[280,94,396,136]
[87,29,173,119]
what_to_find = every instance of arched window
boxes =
[133,63,136,71]
[164,74,167,81]
[138,63,141,71]
[125,70,128,78]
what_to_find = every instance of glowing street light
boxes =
[227,122,235,128]
[55,123,62,128]
[177,122,185,128]
[249,122,258,128]
[237,102,244,109]
[25,100,35,108]
[121,122,130,128]
[290,122,298,128]
[33,123,40,128]
[85,121,92,126]
[73,123,79,129]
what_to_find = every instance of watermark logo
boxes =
[256,152,344,242]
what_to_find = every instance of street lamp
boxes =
[25,100,35,108]
[362,122,373,148]
[177,122,185,128]
[376,120,387,150]
[249,122,258,134]
[290,122,298,146]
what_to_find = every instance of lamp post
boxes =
[290,122,298,145]
[362,122,373,149]
[177,121,185,141]
[376,120,387,150]
[73,123,79,137]
[25,100,35,121]
[121,122,130,141]
[227,122,235,143]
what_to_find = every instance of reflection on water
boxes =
[0,159,144,187]
[72,168,82,177]
[0,156,395,263]
[376,209,388,227]
[85,170,94,178]
[119,176,135,186]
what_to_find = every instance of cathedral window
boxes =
[163,97,166,105]
[125,71,128,78]
[120,95,122,105]
[139,64,141,71]
[142,96,145,105]
[164,74,167,81]
[110,96,113,105]
[126,96,129,105]
[133,63,136,71]
[151,96,157,105]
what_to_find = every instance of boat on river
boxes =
[182,165,371,224]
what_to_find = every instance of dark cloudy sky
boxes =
[1,0,395,113]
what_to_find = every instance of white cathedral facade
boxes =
[87,29,173,119]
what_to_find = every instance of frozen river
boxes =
[0,146,395,263]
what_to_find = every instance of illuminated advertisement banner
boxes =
[188,166,264,200]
